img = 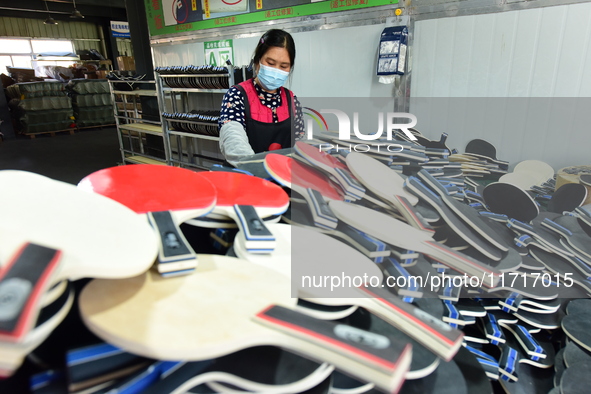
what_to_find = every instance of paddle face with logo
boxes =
[78,164,217,276]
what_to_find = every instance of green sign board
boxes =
[145,0,399,37]
[204,39,234,66]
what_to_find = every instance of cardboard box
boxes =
[117,56,135,71]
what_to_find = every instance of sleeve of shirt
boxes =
[218,86,246,131]
[292,94,305,141]
[219,120,255,166]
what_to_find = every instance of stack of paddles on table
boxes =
[4,131,591,393]
[248,136,589,393]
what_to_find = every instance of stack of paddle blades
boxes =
[3,128,591,394]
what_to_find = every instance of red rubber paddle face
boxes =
[198,171,289,209]
[265,154,343,201]
[78,164,216,214]
[295,141,348,171]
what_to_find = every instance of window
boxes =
[0,39,33,70]
[0,38,75,75]
[31,40,74,55]
[0,39,32,54]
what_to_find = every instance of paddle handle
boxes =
[506,219,535,235]
[541,218,573,237]
[383,257,423,299]
[254,305,411,388]
[0,243,61,343]
[234,205,276,253]
[356,285,463,362]
[404,176,443,207]
[391,195,434,233]
[417,169,449,197]
[498,345,519,382]
[333,168,366,199]
[483,313,505,345]
[148,211,197,276]
[478,211,509,222]
[513,325,545,361]
[302,188,338,230]
[423,241,502,287]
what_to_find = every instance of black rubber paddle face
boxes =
[482,183,539,222]
[579,174,591,187]
[398,351,468,394]
[566,299,591,316]
[560,361,591,394]
[562,314,591,352]
[498,363,555,394]
[548,183,588,213]
[465,139,497,160]
[564,340,591,367]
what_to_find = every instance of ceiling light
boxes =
[70,0,84,19]
[43,1,58,25]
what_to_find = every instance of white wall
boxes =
[410,2,591,170]
[412,2,591,97]
[152,24,396,98]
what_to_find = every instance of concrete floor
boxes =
[0,127,121,184]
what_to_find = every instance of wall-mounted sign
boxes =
[111,21,131,38]
[145,0,399,37]
[204,39,234,66]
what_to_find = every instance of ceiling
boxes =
[0,0,127,24]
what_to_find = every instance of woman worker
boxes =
[218,29,304,166]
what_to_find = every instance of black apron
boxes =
[236,85,295,154]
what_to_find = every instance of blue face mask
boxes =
[257,64,289,91]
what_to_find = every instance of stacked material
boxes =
[6,81,74,135]
[66,79,114,128]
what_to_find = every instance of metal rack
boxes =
[109,80,168,165]
[155,71,234,170]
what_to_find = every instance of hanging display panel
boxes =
[145,0,399,37]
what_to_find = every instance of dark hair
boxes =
[252,29,296,69]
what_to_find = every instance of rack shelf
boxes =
[109,79,169,165]
[156,70,232,169]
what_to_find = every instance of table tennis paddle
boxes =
[566,299,591,316]
[563,340,591,367]
[264,153,343,230]
[498,361,555,394]
[542,215,591,261]
[0,284,74,377]
[234,222,462,361]
[186,171,289,253]
[499,172,540,190]
[79,254,412,393]
[294,141,365,200]
[404,177,504,261]
[78,164,216,276]
[562,313,591,352]
[514,159,554,181]
[482,182,539,222]
[417,169,509,252]
[547,183,588,213]
[560,361,591,394]
[327,200,503,287]
[345,152,438,233]
[0,170,158,343]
